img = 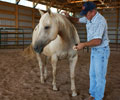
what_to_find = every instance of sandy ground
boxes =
[0,49,120,100]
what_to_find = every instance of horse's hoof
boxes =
[44,76,47,80]
[40,78,44,84]
[53,86,58,91]
[41,80,44,84]
[72,92,77,97]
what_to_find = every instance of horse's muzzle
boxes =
[33,44,44,53]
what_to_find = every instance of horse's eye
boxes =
[45,26,50,30]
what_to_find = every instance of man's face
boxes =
[85,11,93,20]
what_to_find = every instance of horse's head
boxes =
[32,9,58,53]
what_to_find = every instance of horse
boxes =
[31,9,80,96]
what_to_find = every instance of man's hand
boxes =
[73,39,102,51]
[73,43,85,50]
[61,11,70,17]
[61,11,79,23]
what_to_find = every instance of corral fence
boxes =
[0,28,33,49]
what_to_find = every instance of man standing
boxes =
[64,1,110,100]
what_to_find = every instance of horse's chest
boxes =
[57,52,68,60]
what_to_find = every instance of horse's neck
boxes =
[54,14,79,45]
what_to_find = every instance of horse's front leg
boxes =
[51,55,58,91]
[69,54,78,96]
[44,56,49,80]
[36,53,44,84]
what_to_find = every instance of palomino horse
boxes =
[32,9,80,96]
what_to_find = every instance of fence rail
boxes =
[0,28,32,49]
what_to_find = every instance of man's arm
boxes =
[62,12,87,23]
[66,15,87,24]
[67,16,79,23]
[62,12,79,23]
[74,39,102,50]
[84,39,102,47]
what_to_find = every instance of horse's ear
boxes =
[38,9,44,16]
[47,8,52,15]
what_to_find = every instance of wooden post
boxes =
[33,1,38,8]
[46,5,49,10]
[116,8,119,50]
[57,8,61,13]
[73,11,75,17]
[0,29,1,49]
[16,0,20,5]
[32,9,35,29]
[33,0,39,8]
[15,5,19,46]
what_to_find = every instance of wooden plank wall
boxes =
[101,8,120,51]
[0,1,120,51]
[0,1,40,49]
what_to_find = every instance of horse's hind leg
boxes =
[51,55,58,91]
[69,54,78,96]
[36,53,44,84]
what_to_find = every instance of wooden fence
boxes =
[0,28,32,49]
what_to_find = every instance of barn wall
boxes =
[0,1,40,49]
[102,9,119,43]
[0,1,120,51]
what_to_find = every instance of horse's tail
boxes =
[22,44,36,59]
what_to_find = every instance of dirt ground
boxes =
[0,49,120,100]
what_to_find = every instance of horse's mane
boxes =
[51,13,80,45]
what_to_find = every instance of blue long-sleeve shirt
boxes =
[79,12,109,48]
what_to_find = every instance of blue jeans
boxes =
[89,46,110,100]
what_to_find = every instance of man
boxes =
[64,1,110,100]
